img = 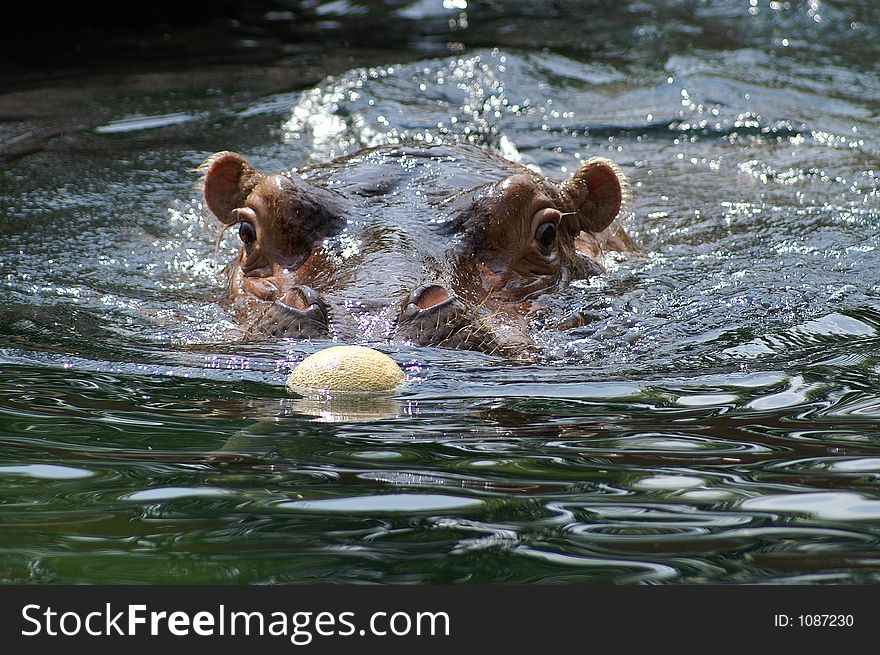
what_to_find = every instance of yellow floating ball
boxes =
[286,345,405,393]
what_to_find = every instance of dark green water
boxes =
[1,0,879,584]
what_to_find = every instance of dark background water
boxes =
[1,0,879,584]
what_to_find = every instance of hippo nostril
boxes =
[278,285,322,312]
[398,285,454,324]
[261,285,329,338]
[413,285,450,310]
[279,288,308,311]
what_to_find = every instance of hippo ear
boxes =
[202,151,260,225]
[561,157,627,234]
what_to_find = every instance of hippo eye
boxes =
[238,221,257,246]
[535,222,557,248]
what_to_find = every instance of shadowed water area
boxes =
[1,0,879,584]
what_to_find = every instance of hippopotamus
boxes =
[202,143,633,355]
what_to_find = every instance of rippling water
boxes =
[1,0,880,584]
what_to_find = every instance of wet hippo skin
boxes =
[202,143,634,355]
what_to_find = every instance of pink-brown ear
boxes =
[561,157,626,234]
[202,151,260,225]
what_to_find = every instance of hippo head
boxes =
[202,144,628,354]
